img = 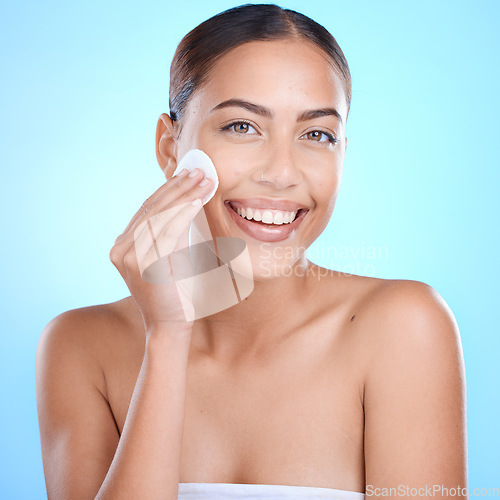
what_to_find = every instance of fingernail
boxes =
[199,178,209,186]
[177,168,189,176]
[192,198,202,205]
[188,168,199,177]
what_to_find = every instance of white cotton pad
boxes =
[172,149,219,206]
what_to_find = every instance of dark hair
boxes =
[169,4,351,122]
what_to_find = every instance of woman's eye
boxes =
[222,121,257,134]
[302,130,337,144]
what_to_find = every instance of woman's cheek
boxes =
[209,149,248,181]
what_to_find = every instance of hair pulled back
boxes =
[169,4,351,122]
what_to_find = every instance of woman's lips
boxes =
[224,201,308,242]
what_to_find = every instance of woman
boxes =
[36,4,467,499]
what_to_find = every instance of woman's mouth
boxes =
[224,200,309,242]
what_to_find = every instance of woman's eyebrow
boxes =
[297,108,343,125]
[210,98,343,125]
[211,99,273,118]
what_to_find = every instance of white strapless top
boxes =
[178,482,365,499]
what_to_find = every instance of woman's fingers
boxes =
[133,199,203,280]
[119,177,212,265]
[114,169,211,246]
[110,171,210,270]
[108,166,216,326]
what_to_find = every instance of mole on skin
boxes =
[350,315,356,322]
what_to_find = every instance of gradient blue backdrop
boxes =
[1,0,498,497]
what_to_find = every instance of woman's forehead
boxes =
[190,39,348,120]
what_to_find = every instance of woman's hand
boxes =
[109,168,213,333]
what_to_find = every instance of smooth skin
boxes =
[36,39,467,499]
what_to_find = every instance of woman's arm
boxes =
[364,281,467,498]
[36,310,120,499]
[36,165,212,498]
[36,309,193,500]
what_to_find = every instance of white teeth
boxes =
[234,206,298,225]
[262,210,273,224]
[273,212,284,225]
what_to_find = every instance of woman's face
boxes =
[172,39,348,279]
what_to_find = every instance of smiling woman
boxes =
[168,35,348,278]
[35,4,467,500]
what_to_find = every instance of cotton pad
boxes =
[172,149,219,205]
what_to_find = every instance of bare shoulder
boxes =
[372,277,456,315]
[38,297,140,349]
[318,270,465,392]
[343,276,464,376]
[355,277,467,488]
[37,297,143,397]
[305,266,460,354]
[41,296,143,341]
[360,277,462,351]
[35,298,145,498]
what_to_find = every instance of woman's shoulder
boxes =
[37,297,144,390]
[334,273,462,373]
[317,266,455,321]
[324,272,464,406]
[356,275,457,330]
[347,276,466,486]
[40,297,143,347]
[313,266,459,347]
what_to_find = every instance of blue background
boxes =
[1,0,498,497]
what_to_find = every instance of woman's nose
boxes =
[255,142,304,190]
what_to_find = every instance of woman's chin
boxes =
[247,250,308,281]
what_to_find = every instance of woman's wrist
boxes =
[145,322,194,349]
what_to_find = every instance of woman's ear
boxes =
[155,113,178,179]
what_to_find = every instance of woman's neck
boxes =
[191,256,318,362]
